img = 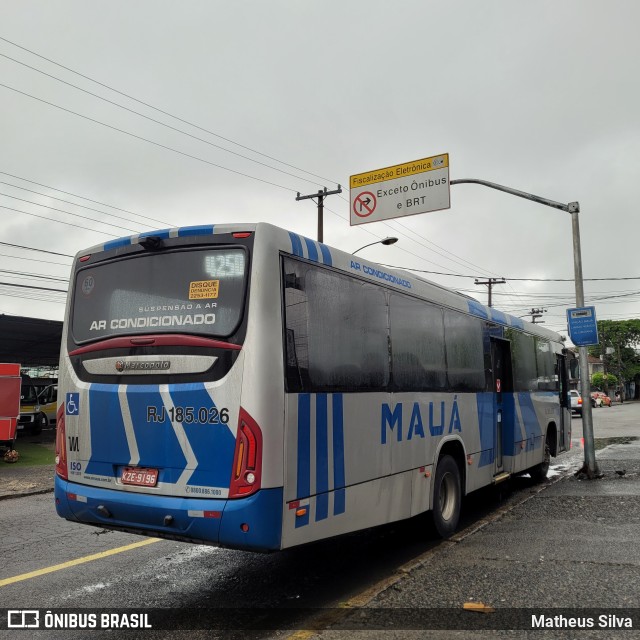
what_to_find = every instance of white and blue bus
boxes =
[55,222,571,551]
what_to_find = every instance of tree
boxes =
[589,319,640,399]
[591,372,617,391]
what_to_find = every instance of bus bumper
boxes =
[54,475,283,551]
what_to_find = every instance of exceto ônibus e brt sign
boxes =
[350,153,450,226]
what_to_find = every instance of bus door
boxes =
[556,354,570,451]
[490,338,513,476]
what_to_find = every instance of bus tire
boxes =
[529,432,551,482]
[431,455,461,538]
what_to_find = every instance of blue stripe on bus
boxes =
[315,393,329,521]
[490,309,509,326]
[85,384,131,475]
[468,300,489,319]
[509,316,524,330]
[177,225,215,236]
[332,393,346,515]
[288,232,304,258]
[139,229,171,239]
[103,237,132,251]
[167,383,235,487]
[319,243,332,266]
[304,237,319,263]
[518,392,542,450]
[125,385,187,484]
[476,392,495,467]
[501,393,521,457]
[296,394,311,527]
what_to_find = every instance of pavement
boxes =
[0,428,55,500]
[1,406,639,637]
[300,403,640,638]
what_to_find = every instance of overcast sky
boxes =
[1,1,638,342]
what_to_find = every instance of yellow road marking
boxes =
[0,538,161,588]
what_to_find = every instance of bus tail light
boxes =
[55,404,68,480]
[229,408,262,498]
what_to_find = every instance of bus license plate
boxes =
[121,467,158,487]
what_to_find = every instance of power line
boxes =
[0,204,117,237]
[0,51,326,189]
[0,82,300,193]
[0,179,163,230]
[0,268,68,283]
[501,291,640,313]
[0,241,73,258]
[323,205,466,274]
[0,280,66,293]
[384,217,499,278]
[0,37,630,314]
[0,45,503,284]
[0,40,541,300]
[379,263,640,283]
[331,194,543,311]
[0,35,338,186]
[0,191,144,233]
[0,288,66,304]
[323,206,466,273]
[0,251,71,266]
[0,171,174,228]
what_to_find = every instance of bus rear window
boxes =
[71,248,247,343]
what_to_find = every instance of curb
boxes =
[0,487,54,502]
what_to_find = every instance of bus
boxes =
[54,222,571,551]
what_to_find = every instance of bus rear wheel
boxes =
[530,432,551,482]
[431,455,461,538]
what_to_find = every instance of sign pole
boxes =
[450,180,599,478]
[569,204,599,476]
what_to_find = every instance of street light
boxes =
[352,237,398,255]
[450,178,599,478]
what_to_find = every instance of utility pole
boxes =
[529,307,547,323]
[474,277,506,307]
[452,178,598,478]
[617,345,625,402]
[295,185,342,243]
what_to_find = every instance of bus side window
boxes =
[510,330,537,392]
[390,293,446,391]
[535,338,555,391]
[443,310,485,391]
[282,257,389,392]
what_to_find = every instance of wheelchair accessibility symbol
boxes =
[66,393,80,415]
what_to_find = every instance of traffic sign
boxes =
[350,154,450,226]
[353,191,377,218]
[567,306,599,346]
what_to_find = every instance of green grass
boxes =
[5,441,55,466]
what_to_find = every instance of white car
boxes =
[569,390,582,415]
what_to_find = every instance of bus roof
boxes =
[78,222,564,345]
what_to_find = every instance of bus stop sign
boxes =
[567,306,599,346]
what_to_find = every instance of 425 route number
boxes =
[147,406,229,425]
